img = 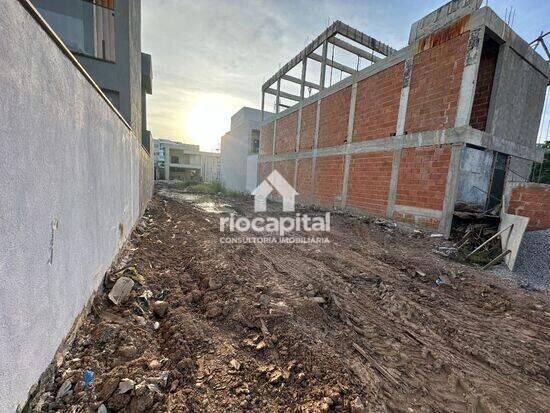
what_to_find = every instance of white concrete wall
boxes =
[220,107,261,193]
[0,2,152,411]
[246,155,259,193]
[200,154,220,183]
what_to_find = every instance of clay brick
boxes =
[405,33,469,133]
[353,63,404,142]
[260,122,274,156]
[318,87,351,148]
[314,155,345,208]
[275,111,298,154]
[299,103,317,151]
[395,145,451,211]
[347,151,394,215]
[273,160,295,187]
[508,184,550,230]
[470,39,499,131]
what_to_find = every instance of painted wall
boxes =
[0,2,152,411]
[220,107,261,192]
[246,155,258,193]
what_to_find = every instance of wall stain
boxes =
[417,15,470,53]
[48,218,59,266]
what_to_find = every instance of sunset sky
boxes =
[141,0,550,152]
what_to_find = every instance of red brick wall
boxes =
[347,151,394,215]
[299,103,317,151]
[392,211,440,229]
[296,158,313,203]
[258,161,271,184]
[318,87,351,148]
[470,38,499,131]
[395,145,451,211]
[275,111,298,154]
[314,155,344,208]
[273,160,295,187]
[405,32,469,134]
[353,63,404,142]
[508,183,550,231]
[260,122,274,156]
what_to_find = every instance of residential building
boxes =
[220,107,263,192]
[259,0,548,237]
[30,0,153,151]
[154,139,220,183]
[0,1,153,411]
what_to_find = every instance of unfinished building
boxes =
[259,0,549,236]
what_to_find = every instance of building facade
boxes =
[219,107,262,192]
[0,1,153,410]
[154,139,220,183]
[259,0,548,236]
[31,0,153,151]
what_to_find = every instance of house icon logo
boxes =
[251,170,298,212]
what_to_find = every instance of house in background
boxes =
[220,107,266,193]
[31,0,153,151]
[154,139,220,183]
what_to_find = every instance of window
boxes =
[36,0,116,62]
[171,156,179,164]
[251,129,260,154]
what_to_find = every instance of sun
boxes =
[185,94,234,152]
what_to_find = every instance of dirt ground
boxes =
[29,185,550,412]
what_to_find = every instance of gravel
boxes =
[492,229,550,290]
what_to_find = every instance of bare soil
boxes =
[30,186,550,412]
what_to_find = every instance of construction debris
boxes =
[26,191,550,412]
[108,276,135,305]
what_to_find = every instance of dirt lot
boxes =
[29,186,550,412]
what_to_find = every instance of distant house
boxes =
[154,139,220,182]
[31,0,153,152]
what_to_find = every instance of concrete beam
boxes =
[261,20,395,91]
[310,52,356,75]
[258,126,544,164]
[282,74,319,90]
[265,87,301,102]
[328,37,380,63]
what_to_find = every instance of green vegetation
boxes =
[530,141,550,184]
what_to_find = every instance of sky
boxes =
[142,0,550,152]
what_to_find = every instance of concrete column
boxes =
[294,105,303,190]
[275,78,281,114]
[387,57,413,218]
[319,41,328,91]
[164,146,170,181]
[439,143,464,236]
[270,118,277,176]
[300,57,308,100]
[340,77,358,208]
[455,27,485,127]
[309,99,322,199]
[261,90,265,121]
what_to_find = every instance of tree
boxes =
[530,141,550,184]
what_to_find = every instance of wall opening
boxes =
[470,37,500,131]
